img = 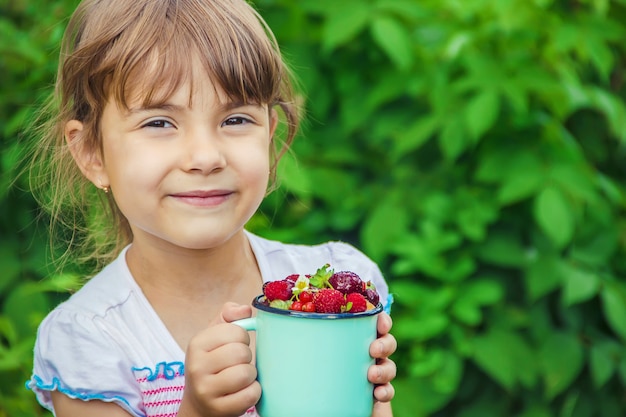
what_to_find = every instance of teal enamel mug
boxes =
[233,295,383,417]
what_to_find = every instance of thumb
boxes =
[211,302,253,325]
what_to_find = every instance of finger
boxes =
[367,357,397,385]
[203,342,254,375]
[210,380,262,416]
[212,363,259,397]
[373,382,395,403]
[188,324,250,355]
[369,333,397,359]
[208,302,253,326]
[376,312,393,336]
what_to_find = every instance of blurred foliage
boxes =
[2,0,626,416]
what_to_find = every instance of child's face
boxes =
[91,65,277,250]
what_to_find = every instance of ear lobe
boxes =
[65,120,109,187]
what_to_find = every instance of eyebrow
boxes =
[127,101,265,114]
[126,103,185,115]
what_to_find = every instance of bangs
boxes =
[97,0,286,111]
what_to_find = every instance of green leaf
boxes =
[277,152,311,198]
[361,196,410,262]
[601,284,626,341]
[392,116,439,159]
[451,300,482,326]
[533,186,575,249]
[322,4,370,52]
[477,232,528,267]
[3,284,50,339]
[438,117,468,161]
[472,329,534,390]
[463,279,504,306]
[524,255,565,301]
[463,90,500,141]
[561,264,599,306]
[497,172,544,205]
[392,376,454,416]
[0,242,21,294]
[539,332,584,399]
[590,341,617,389]
[370,15,414,70]
[394,313,449,342]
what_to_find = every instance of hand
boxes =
[368,312,397,403]
[177,303,260,417]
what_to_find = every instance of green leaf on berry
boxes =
[309,263,333,288]
[346,301,353,312]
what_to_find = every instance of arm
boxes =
[51,391,134,417]
[368,312,397,417]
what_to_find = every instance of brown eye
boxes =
[143,119,173,128]
[222,117,251,126]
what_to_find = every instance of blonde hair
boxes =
[28,0,300,272]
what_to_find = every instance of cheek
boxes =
[103,143,168,188]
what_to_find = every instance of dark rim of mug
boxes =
[251,295,383,319]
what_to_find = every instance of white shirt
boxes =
[28,232,390,417]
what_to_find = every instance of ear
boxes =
[65,120,109,189]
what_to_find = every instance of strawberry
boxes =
[346,293,367,313]
[263,280,294,301]
[329,271,363,295]
[313,289,346,313]
[302,302,316,312]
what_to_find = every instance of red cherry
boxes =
[299,291,314,303]
[302,302,316,313]
[290,301,303,311]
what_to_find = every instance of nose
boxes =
[182,127,227,174]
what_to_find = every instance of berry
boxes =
[299,291,314,303]
[313,289,346,314]
[329,271,363,295]
[346,293,367,313]
[263,280,294,301]
[290,301,303,311]
[284,274,300,282]
[363,288,379,306]
[302,302,316,312]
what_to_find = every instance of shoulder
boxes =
[27,247,145,416]
[247,231,390,305]
[58,247,136,318]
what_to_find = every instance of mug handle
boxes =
[231,317,257,331]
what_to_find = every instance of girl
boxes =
[26,0,397,416]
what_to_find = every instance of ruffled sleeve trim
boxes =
[26,374,134,412]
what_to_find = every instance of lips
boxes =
[170,189,234,207]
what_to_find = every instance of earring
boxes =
[102,185,110,193]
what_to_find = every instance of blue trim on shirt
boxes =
[131,361,185,381]
[26,375,133,409]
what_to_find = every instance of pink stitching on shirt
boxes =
[144,399,182,408]
[141,385,185,396]
[136,372,182,383]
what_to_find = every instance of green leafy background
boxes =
[2,0,626,416]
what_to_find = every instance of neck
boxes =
[126,229,260,302]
